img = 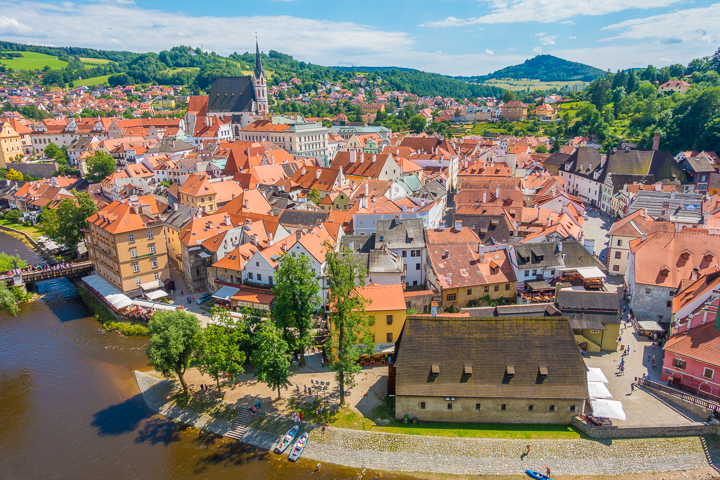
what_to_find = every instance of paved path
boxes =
[135,371,720,477]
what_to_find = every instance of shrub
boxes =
[5,210,21,223]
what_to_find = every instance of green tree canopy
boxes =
[194,308,248,394]
[146,310,201,395]
[502,90,515,103]
[408,115,427,134]
[6,169,22,181]
[85,150,116,183]
[48,190,97,255]
[251,320,293,399]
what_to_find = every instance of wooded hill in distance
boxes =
[457,55,606,83]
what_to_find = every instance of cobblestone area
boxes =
[135,370,720,477]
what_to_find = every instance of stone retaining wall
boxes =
[645,388,716,421]
[572,416,718,438]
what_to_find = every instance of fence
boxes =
[668,378,720,404]
[636,377,720,414]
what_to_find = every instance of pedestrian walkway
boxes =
[226,409,252,440]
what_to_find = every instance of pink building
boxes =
[661,319,720,394]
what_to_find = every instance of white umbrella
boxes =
[586,367,609,383]
[590,399,626,421]
[588,381,613,399]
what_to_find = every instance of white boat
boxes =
[274,425,299,454]
[287,432,308,462]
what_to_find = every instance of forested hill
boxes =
[458,55,606,83]
[0,41,503,99]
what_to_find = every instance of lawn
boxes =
[75,75,111,87]
[79,57,111,65]
[0,52,67,70]
[0,219,44,241]
[481,78,588,92]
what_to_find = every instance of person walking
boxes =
[304,384,307,394]
[526,443,531,455]
[630,383,635,394]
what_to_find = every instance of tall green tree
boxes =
[85,150,116,182]
[502,90,515,103]
[325,248,374,406]
[194,308,248,394]
[408,115,427,134]
[44,142,63,160]
[251,320,293,399]
[0,282,19,316]
[52,190,97,254]
[272,252,321,366]
[146,310,201,396]
[307,186,321,206]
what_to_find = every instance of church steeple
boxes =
[254,37,264,80]
[253,35,268,117]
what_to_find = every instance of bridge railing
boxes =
[636,377,720,413]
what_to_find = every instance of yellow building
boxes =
[159,99,176,109]
[0,121,23,167]
[85,197,170,296]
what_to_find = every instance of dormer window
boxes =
[506,365,515,377]
[431,364,440,376]
[660,266,670,277]
[539,366,548,377]
[704,253,715,262]
[680,250,691,261]
[464,364,473,377]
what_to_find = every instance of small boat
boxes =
[287,432,308,462]
[274,425,299,454]
[526,470,552,480]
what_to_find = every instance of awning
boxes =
[141,280,162,291]
[231,288,275,306]
[563,266,606,279]
[146,290,168,301]
[590,399,626,421]
[374,342,395,354]
[588,381,613,399]
[132,299,177,311]
[638,321,664,332]
[587,367,609,383]
[213,285,239,301]
[198,251,212,258]
[82,274,133,310]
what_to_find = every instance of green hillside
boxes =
[0,51,67,70]
[458,55,606,83]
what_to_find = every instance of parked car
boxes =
[197,293,213,305]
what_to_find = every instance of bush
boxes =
[103,320,147,336]
[5,210,21,223]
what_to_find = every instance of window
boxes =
[135,277,141,286]
[494,285,499,292]
[269,276,273,285]
[130,248,136,258]
[257,274,262,281]
[154,272,160,281]
[416,263,421,270]
[646,288,652,294]
[248,273,254,280]
[402,250,407,258]
[525,270,531,277]
[129,234,135,243]
[528,405,534,411]
[549,405,556,412]
[149,244,156,254]
[484,286,489,293]
[447,403,453,410]
[420,402,426,410]
[152,258,158,269]
[475,403,481,411]
[615,251,622,259]
[570,405,576,412]
[386,332,393,342]
[617,239,622,246]
[501,404,506,411]
[256,261,259,267]
[613,265,620,272]
[467,289,472,295]
[132,262,139,273]
[667,301,672,308]
[411,250,416,257]
[673,358,687,370]
[446,293,456,301]
[704,368,715,379]
[148,231,154,240]
[386,315,393,325]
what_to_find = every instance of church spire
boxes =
[254,35,264,80]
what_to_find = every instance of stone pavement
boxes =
[135,371,720,477]
[581,209,612,260]
[584,318,706,427]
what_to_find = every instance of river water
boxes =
[0,234,415,480]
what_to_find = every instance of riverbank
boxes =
[76,284,147,336]
[135,371,720,477]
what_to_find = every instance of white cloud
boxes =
[539,35,557,45]
[535,32,547,37]
[559,20,574,25]
[569,36,577,39]
[601,3,720,45]
[659,57,671,62]
[485,49,495,55]
[0,16,37,37]
[533,46,543,54]
[421,0,682,27]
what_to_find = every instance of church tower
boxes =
[253,39,268,117]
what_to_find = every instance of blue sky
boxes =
[0,0,718,76]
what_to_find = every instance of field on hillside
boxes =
[75,75,111,87]
[0,52,66,70]
[480,78,587,92]
[80,57,111,65]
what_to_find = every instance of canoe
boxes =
[526,470,551,480]
[274,425,299,454]
[287,432,308,462]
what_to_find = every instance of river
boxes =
[0,234,416,480]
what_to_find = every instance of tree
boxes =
[408,115,427,134]
[44,142,62,160]
[307,186,321,205]
[627,70,638,94]
[146,310,200,396]
[502,90,515,103]
[85,150,116,182]
[273,252,321,366]
[0,282,19,316]
[6,169,23,181]
[39,206,59,238]
[535,145,548,153]
[52,191,97,254]
[194,308,248,394]
[325,248,374,406]
[251,320,293,399]
[4,210,21,223]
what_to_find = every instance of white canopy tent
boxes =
[132,299,177,311]
[82,275,133,310]
[213,286,239,301]
[141,280,162,291]
[590,399,626,421]
[563,266,606,279]
[588,381,613,399]
[638,321,664,333]
[586,367,609,383]
[145,290,168,301]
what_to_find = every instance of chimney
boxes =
[224,215,231,226]
[365,182,369,198]
[454,220,462,231]
[691,266,700,281]
[514,222,520,237]
[483,191,487,204]
[350,150,356,163]
[271,154,275,164]
[372,154,376,163]
[496,186,500,199]
[439,221,446,231]
[253,234,258,245]
[360,153,365,163]
[302,167,306,176]
[652,132,661,151]
[444,249,450,259]
[547,215,552,228]
[316,169,321,180]
[296,231,303,241]
[478,244,485,262]
[243,199,249,209]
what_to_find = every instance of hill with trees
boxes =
[458,55,606,83]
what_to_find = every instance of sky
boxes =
[0,0,718,76]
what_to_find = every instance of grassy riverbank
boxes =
[77,287,147,336]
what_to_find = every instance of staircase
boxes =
[226,408,253,440]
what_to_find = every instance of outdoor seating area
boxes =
[360,355,390,366]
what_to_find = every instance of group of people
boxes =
[122,305,152,321]
[2,260,75,278]
[292,411,303,424]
